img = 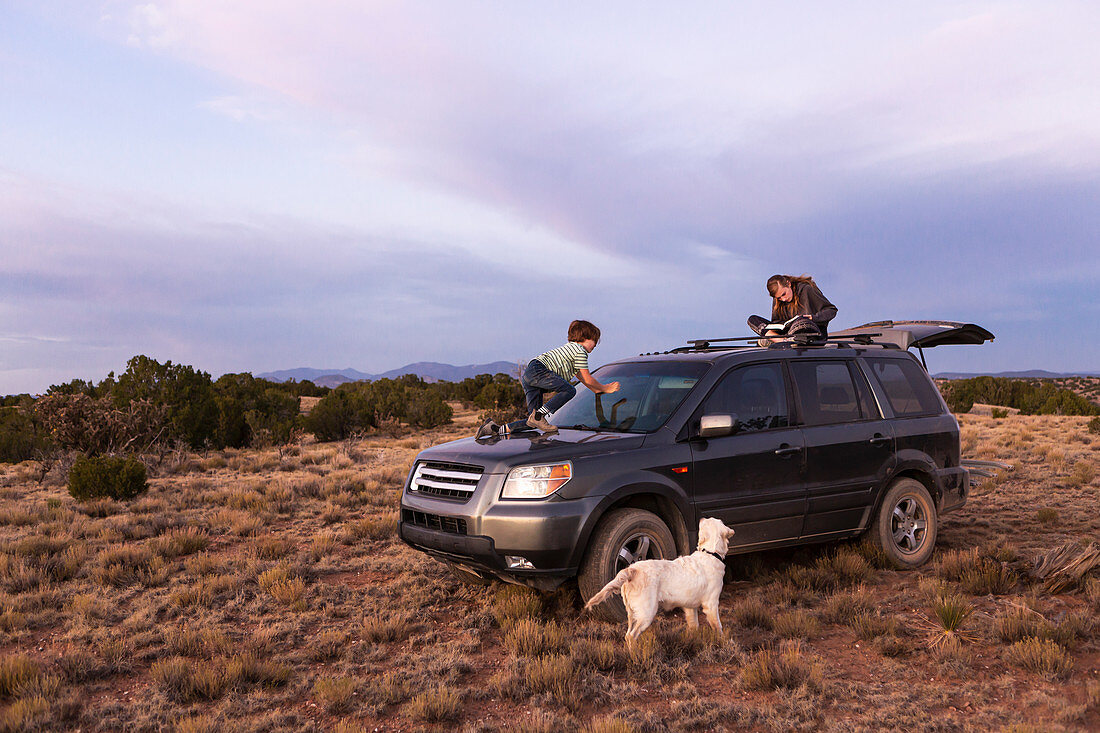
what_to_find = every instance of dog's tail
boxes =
[584,566,637,611]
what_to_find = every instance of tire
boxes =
[578,508,677,622]
[870,478,938,569]
[445,561,494,587]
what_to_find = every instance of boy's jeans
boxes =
[504,359,577,432]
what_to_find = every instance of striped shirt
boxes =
[537,342,589,381]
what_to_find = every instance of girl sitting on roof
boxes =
[747,274,837,339]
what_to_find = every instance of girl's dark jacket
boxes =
[773,282,838,336]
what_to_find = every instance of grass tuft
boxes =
[312,676,356,713]
[740,643,823,691]
[402,687,462,723]
[1004,638,1074,679]
[502,618,568,657]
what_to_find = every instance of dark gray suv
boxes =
[400,321,993,616]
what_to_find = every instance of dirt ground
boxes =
[0,405,1097,731]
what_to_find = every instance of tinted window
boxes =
[865,358,944,417]
[790,361,862,426]
[703,363,789,432]
[551,361,710,433]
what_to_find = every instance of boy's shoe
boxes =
[526,413,558,433]
[476,419,499,439]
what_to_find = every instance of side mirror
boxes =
[699,413,739,438]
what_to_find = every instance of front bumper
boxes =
[399,490,603,583]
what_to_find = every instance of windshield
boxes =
[549,362,710,433]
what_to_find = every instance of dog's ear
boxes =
[724,526,736,538]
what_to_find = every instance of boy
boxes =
[478,320,620,437]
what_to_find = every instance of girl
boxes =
[747,274,837,338]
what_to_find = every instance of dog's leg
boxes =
[683,606,699,631]
[702,601,722,634]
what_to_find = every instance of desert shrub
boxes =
[1005,638,1073,679]
[312,676,356,713]
[361,612,414,644]
[405,391,453,429]
[732,597,774,629]
[939,377,1100,416]
[0,655,42,698]
[1068,461,1095,487]
[213,373,301,449]
[491,586,543,627]
[304,387,376,442]
[1088,416,1100,435]
[502,619,568,657]
[740,643,823,691]
[523,654,575,699]
[110,355,219,449]
[1037,508,1059,526]
[772,609,821,639]
[402,687,462,723]
[257,566,306,609]
[931,592,973,633]
[821,585,874,623]
[35,393,165,456]
[67,455,147,501]
[994,606,1045,643]
[0,404,50,464]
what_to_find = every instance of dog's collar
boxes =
[701,550,725,562]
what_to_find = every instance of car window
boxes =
[790,360,862,426]
[702,363,789,432]
[865,358,944,417]
[550,361,710,432]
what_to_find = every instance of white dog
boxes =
[584,517,736,641]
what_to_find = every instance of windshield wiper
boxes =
[562,424,636,433]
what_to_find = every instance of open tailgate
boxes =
[831,320,995,350]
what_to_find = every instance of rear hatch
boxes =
[831,320,994,350]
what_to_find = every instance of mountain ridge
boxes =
[258,360,521,387]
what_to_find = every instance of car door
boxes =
[789,358,893,538]
[689,362,807,549]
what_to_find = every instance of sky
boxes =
[1,1,1098,394]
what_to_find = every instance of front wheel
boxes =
[870,478,938,568]
[578,508,677,622]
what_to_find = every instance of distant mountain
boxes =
[259,367,373,383]
[934,370,1100,379]
[258,360,520,386]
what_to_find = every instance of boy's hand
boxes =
[602,382,621,394]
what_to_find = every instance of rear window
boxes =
[865,358,944,417]
[789,361,863,426]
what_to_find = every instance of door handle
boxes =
[869,435,890,446]
[774,445,801,457]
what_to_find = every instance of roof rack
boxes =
[663,333,894,354]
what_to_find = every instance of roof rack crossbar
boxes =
[665,333,894,354]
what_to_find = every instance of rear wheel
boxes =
[578,508,677,622]
[870,478,938,568]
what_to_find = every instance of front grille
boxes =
[402,509,468,535]
[409,461,483,500]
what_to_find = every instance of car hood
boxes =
[414,429,646,473]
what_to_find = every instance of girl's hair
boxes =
[767,274,816,320]
[568,319,601,344]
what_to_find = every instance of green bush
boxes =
[68,454,148,501]
[406,391,453,429]
[939,377,1100,416]
[0,403,50,464]
[1088,416,1100,435]
[304,386,377,441]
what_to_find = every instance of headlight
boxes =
[501,462,572,499]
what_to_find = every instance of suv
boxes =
[400,321,993,617]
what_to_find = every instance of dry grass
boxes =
[0,408,1095,730]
